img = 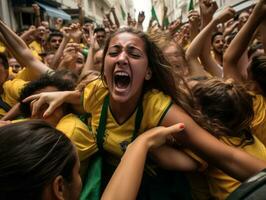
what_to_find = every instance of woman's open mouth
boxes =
[114,72,131,89]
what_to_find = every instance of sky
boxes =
[133,0,151,31]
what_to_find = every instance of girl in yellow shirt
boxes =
[192,78,266,199]
[24,27,266,199]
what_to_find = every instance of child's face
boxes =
[104,32,149,104]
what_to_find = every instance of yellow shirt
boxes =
[83,79,172,163]
[56,113,97,161]
[15,67,39,82]
[207,136,266,200]
[0,79,27,118]
[29,41,43,60]
[251,94,266,146]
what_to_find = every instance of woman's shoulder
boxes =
[143,89,171,103]
[82,79,108,113]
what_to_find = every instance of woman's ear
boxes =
[52,175,65,200]
[145,67,152,80]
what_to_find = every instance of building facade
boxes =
[0,0,133,31]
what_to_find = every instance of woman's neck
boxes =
[109,95,141,125]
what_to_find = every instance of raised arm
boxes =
[199,7,235,77]
[0,20,51,78]
[101,124,185,200]
[110,7,120,28]
[223,0,266,81]
[32,4,41,28]
[260,19,266,54]
[49,27,70,70]
[79,25,100,81]
[185,7,235,77]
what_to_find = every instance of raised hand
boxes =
[199,0,218,20]
[138,11,145,24]
[32,4,40,14]
[69,23,83,42]
[136,123,185,149]
[188,10,201,29]
[214,7,235,24]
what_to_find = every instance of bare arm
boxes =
[49,27,70,70]
[110,7,120,28]
[79,25,100,81]
[23,90,84,118]
[0,20,51,78]
[1,103,21,121]
[200,8,235,77]
[223,0,266,81]
[32,4,41,28]
[161,104,266,181]
[20,26,36,45]
[101,124,185,200]
[259,19,266,54]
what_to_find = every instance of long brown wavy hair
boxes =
[192,78,254,146]
[100,27,195,115]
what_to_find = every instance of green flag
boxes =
[163,17,169,27]
[120,5,126,20]
[188,0,194,11]
[151,5,159,25]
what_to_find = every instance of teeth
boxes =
[115,72,129,76]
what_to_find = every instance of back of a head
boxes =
[192,78,254,139]
[0,120,76,199]
[250,55,266,95]
[19,73,75,117]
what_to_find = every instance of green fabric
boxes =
[80,154,102,200]
[120,5,126,20]
[151,5,160,25]
[163,17,170,27]
[188,0,194,11]
[80,95,143,200]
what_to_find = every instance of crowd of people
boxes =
[0,0,266,199]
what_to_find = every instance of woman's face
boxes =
[103,32,149,104]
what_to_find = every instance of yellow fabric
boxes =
[15,68,36,82]
[0,42,6,53]
[184,150,210,200]
[29,41,43,60]
[0,79,27,118]
[83,79,172,162]
[251,94,266,146]
[183,149,208,171]
[56,113,97,161]
[207,136,266,200]
[8,67,17,79]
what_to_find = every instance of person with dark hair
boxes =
[0,120,82,200]
[20,73,96,179]
[211,32,224,66]
[191,78,266,199]
[24,27,266,199]
[47,31,63,51]
[93,27,106,48]
[223,0,266,147]
[0,120,187,200]
[0,52,27,118]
